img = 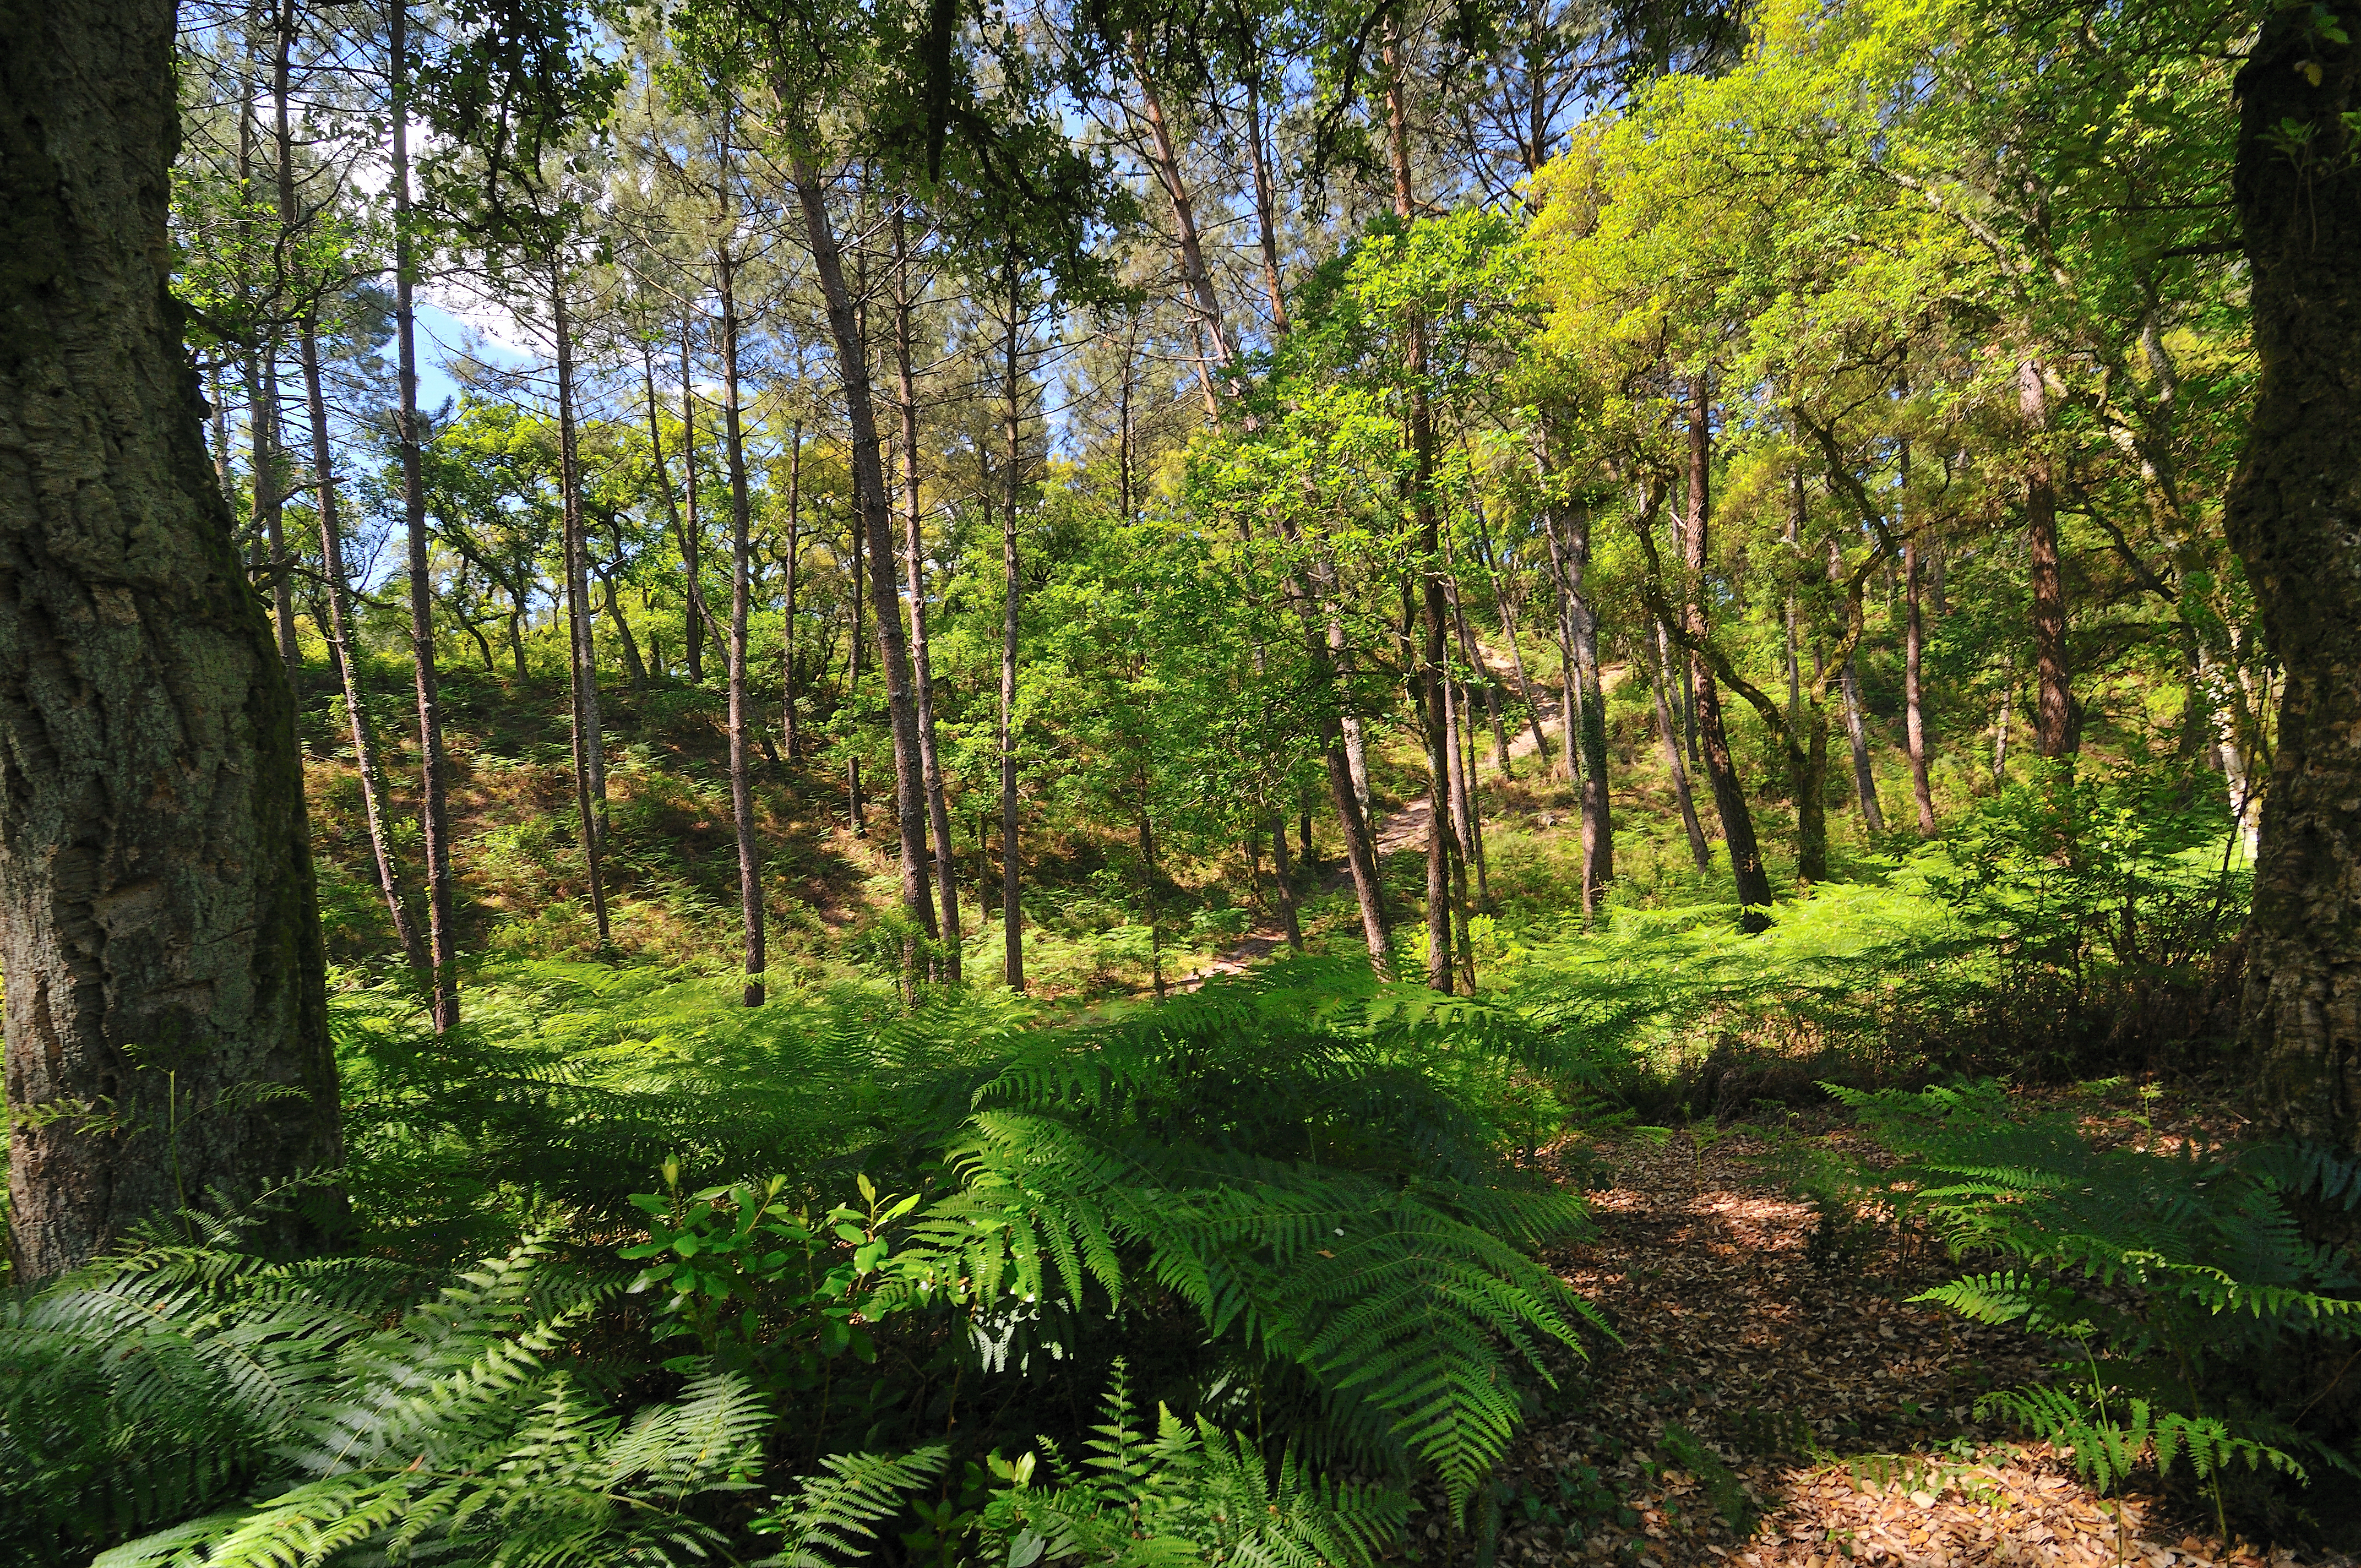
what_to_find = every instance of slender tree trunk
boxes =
[1684,382,1774,927]
[389,0,456,1027]
[552,280,609,943]
[1129,36,1233,411]
[998,262,1027,991]
[2020,361,2076,759]
[1546,501,1614,911]
[1388,23,1456,993]
[894,210,960,979]
[2224,19,2361,1155]
[1263,814,1305,951]
[788,153,935,946]
[782,421,802,760]
[262,7,297,681]
[1904,538,1936,836]
[1281,521,1392,970]
[2,0,341,1282]
[1471,498,1550,770]
[679,326,716,684]
[301,317,426,976]
[1651,624,1712,869]
[1831,538,1885,837]
[717,252,765,1007]
[1992,677,2014,786]
[847,494,866,835]
[1449,569,1511,774]
[1243,67,1290,337]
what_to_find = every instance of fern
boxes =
[754,1447,953,1567]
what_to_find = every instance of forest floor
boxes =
[1410,1125,2352,1568]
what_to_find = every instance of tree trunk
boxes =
[1471,498,1551,771]
[2223,17,2361,1155]
[1832,532,1885,838]
[1904,539,1936,836]
[389,0,457,1028]
[1129,35,1234,413]
[300,316,426,977]
[1992,678,2014,787]
[894,209,960,980]
[1284,522,1392,971]
[1242,66,1290,337]
[2020,361,2077,759]
[847,492,866,835]
[551,281,609,943]
[1651,623,1713,870]
[261,8,297,682]
[788,153,935,946]
[2,0,340,1283]
[600,566,648,699]
[782,420,802,760]
[999,262,1027,992]
[1546,501,1614,912]
[642,338,722,690]
[719,252,765,1008]
[1684,382,1774,928]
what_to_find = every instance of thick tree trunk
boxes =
[2,0,340,1283]
[2020,361,2077,759]
[2223,17,2361,1155]
[1684,383,1774,928]
[788,153,936,946]
[894,211,960,979]
[551,282,609,943]
[719,253,765,1008]
[300,317,426,977]
[1904,540,1936,836]
[387,9,455,1030]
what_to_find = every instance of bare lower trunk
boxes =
[998,265,1026,992]
[1546,501,1614,913]
[2021,361,2077,759]
[788,151,935,944]
[782,423,802,761]
[3,0,340,1282]
[1653,624,1712,870]
[719,252,764,1007]
[1839,660,1884,836]
[301,317,425,976]
[1992,680,2014,786]
[895,211,960,979]
[2224,19,2361,1155]
[1684,384,1772,926]
[552,281,608,943]
[1904,541,1936,835]
[391,32,458,1025]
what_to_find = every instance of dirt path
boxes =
[1430,1129,2336,1568]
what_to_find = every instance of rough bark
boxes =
[894,210,960,979]
[388,10,457,1028]
[718,252,764,1008]
[2,0,341,1283]
[787,153,935,945]
[2020,361,2077,759]
[2223,14,2361,1156]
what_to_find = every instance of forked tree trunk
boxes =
[389,0,457,1028]
[2223,17,2361,1156]
[2,0,341,1283]
[719,251,765,1008]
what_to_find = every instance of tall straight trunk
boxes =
[998,272,1027,992]
[1129,36,1233,412]
[1546,501,1614,910]
[388,0,456,1027]
[2224,18,2361,1154]
[551,280,609,943]
[1388,22,1456,993]
[1449,569,1510,774]
[262,7,296,680]
[717,253,765,1008]
[2,0,340,1282]
[1992,678,2014,786]
[1650,624,1713,870]
[894,210,960,978]
[300,317,425,976]
[2020,361,2076,758]
[1830,538,1885,836]
[782,421,802,760]
[787,154,935,943]
[1457,669,1491,918]
[642,339,722,689]
[1286,522,1392,970]
[1242,67,1290,336]
[1262,815,1305,950]
[1470,497,1551,769]
[1683,382,1774,927]
[1903,540,1936,836]
[847,491,866,834]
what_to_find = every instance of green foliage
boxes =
[1835,1081,2361,1518]
[978,1365,1409,1568]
